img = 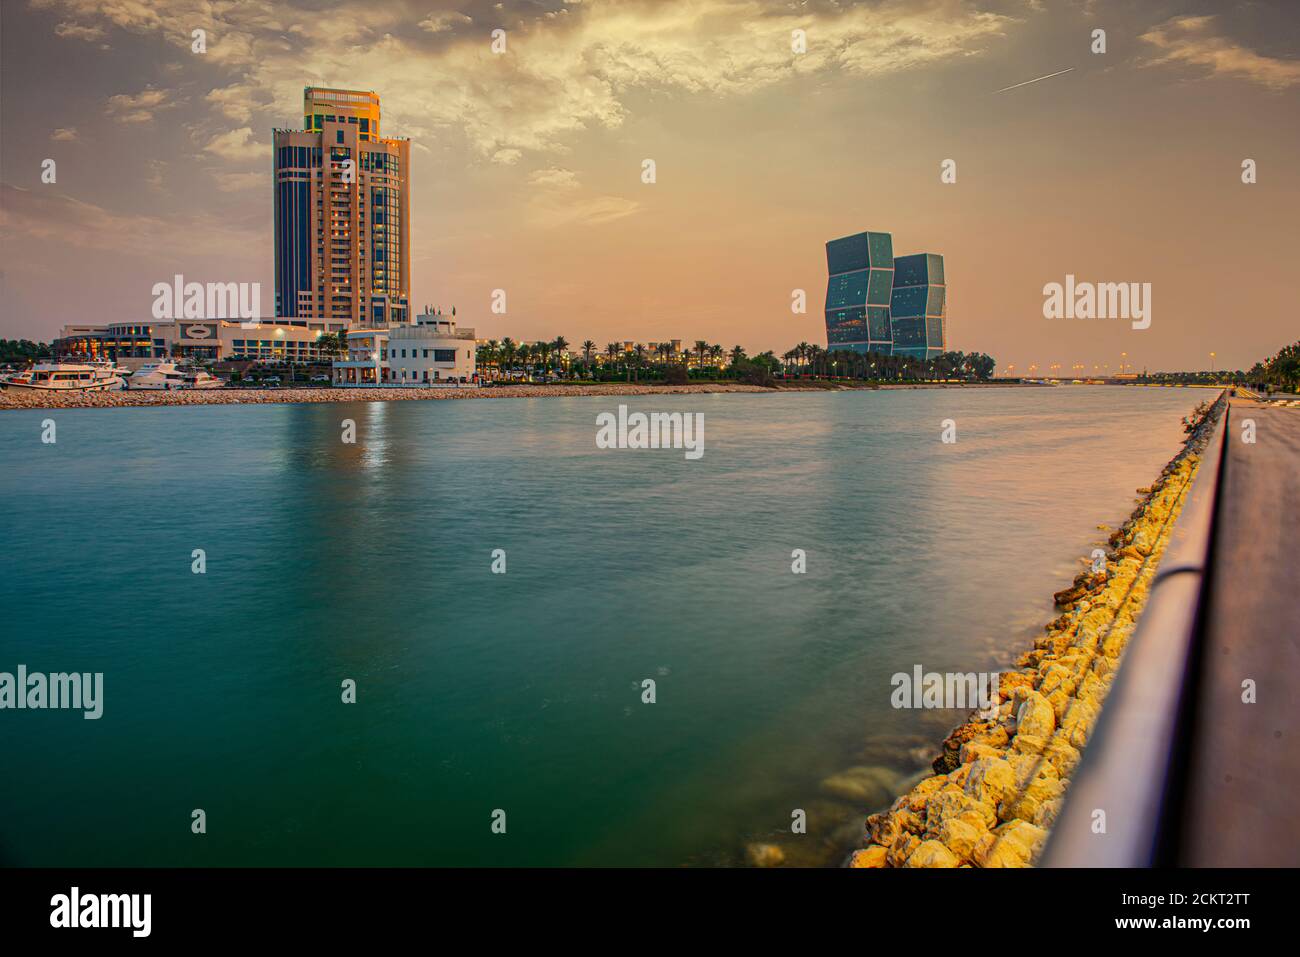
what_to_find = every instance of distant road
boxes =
[1177,399,1300,865]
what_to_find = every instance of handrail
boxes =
[1041,392,1228,867]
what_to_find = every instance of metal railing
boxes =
[1041,393,1228,867]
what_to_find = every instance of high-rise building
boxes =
[824,231,894,355]
[889,253,946,360]
[823,231,947,359]
[273,88,410,327]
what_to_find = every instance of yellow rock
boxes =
[847,845,888,868]
[904,840,960,868]
[1016,691,1056,738]
[746,843,786,867]
[938,818,984,862]
[965,757,1019,807]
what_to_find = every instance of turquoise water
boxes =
[0,386,1205,866]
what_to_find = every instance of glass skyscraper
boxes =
[824,231,894,355]
[889,253,946,360]
[824,231,946,359]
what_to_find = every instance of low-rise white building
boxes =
[332,309,477,387]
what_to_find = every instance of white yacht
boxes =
[1,362,125,392]
[126,361,223,391]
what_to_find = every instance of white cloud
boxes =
[1140,15,1300,91]
[50,128,79,142]
[203,127,266,162]
[105,87,177,124]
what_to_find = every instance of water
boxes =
[0,385,1207,866]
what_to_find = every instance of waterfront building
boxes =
[53,320,347,368]
[824,231,895,355]
[889,253,947,360]
[332,308,477,386]
[823,231,948,358]
[273,87,410,327]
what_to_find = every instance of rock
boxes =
[959,741,1004,763]
[820,765,899,809]
[1059,696,1100,749]
[938,818,984,862]
[847,845,888,868]
[925,785,997,834]
[904,840,960,868]
[964,757,1018,807]
[885,833,920,868]
[975,820,1048,868]
[1016,691,1056,738]
[746,843,786,867]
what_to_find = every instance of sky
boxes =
[1,0,1297,373]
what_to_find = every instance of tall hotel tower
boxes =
[273,88,410,327]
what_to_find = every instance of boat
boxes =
[0,362,125,392]
[126,361,223,390]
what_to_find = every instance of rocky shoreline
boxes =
[834,394,1226,868]
[0,379,1036,413]
[0,382,771,411]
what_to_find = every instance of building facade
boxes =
[823,231,947,359]
[273,87,410,328]
[332,309,477,386]
[889,253,946,360]
[53,320,347,368]
[825,231,895,355]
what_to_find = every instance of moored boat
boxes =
[0,362,125,392]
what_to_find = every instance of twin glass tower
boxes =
[824,231,947,360]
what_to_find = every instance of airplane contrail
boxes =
[992,67,1075,94]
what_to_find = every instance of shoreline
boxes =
[834,394,1226,868]
[0,379,1038,412]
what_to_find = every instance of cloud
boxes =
[0,183,257,261]
[50,128,79,142]
[202,127,266,162]
[525,166,639,227]
[105,86,177,124]
[53,20,105,42]
[419,12,472,35]
[1140,15,1300,91]
[36,0,1013,162]
[527,167,580,190]
[211,170,265,192]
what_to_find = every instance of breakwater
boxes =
[841,395,1226,868]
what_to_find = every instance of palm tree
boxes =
[499,338,518,379]
[694,340,708,372]
[709,344,724,369]
[552,336,569,376]
[632,343,647,382]
[581,339,596,369]
[729,344,746,366]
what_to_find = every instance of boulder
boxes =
[903,840,960,868]
[1016,691,1056,738]
[746,843,786,867]
[847,845,888,868]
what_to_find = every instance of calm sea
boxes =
[0,386,1206,866]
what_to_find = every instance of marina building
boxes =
[52,320,346,368]
[332,308,477,386]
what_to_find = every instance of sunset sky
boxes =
[2,0,1297,372]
